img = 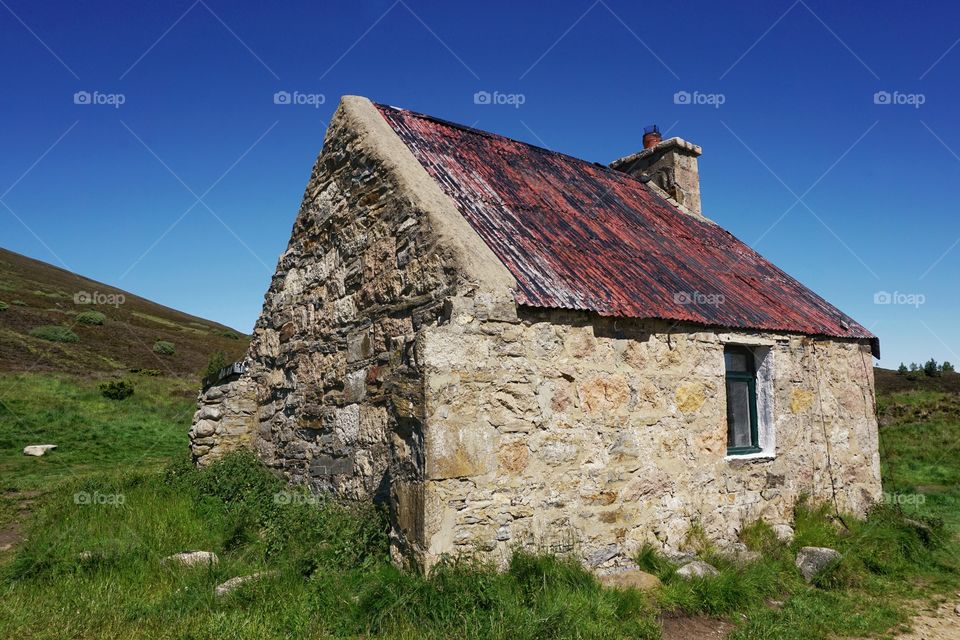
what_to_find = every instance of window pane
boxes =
[726,379,752,449]
[724,351,749,372]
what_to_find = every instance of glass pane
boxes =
[724,351,749,372]
[726,379,753,449]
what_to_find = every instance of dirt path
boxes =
[890,598,960,640]
[660,614,734,639]
[0,490,37,556]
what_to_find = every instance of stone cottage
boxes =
[190,95,882,571]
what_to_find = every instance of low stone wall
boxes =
[417,301,882,570]
[189,376,259,465]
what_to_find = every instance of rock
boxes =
[162,551,219,567]
[795,546,841,583]
[772,524,795,542]
[954,603,960,616]
[587,544,620,567]
[215,571,277,597]
[665,551,698,565]
[676,560,720,579]
[599,569,662,591]
[725,542,761,564]
[23,444,57,456]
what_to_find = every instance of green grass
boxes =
[0,373,195,490]
[0,301,8,312]
[28,325,79,343]
[0,374,958,639]
[0,452,661,640]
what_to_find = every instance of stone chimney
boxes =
[610,125,703,217]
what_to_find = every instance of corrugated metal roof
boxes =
[376,104,878,356]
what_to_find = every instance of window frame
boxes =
[724,345,762,456]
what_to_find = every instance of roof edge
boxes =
[337,96,517,297]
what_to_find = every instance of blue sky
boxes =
[1,0,958,369]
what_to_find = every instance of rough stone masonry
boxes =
[190,95,882,572]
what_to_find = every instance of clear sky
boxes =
[2,0,958,369]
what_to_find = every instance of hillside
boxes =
[0,247,249,377]
[875,366,960,395]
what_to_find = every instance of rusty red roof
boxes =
[376,104,878,356]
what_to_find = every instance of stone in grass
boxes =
[795,546,841,583]
[676,560,720,579]
[162,551,219,567]
[215,571,279,597]
[599,569,662,591]
[23,444,57,457]
[772,524,795,542]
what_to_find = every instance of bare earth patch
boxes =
[660,614,734,639]
[0,490,38,555]
[889,598,960,640]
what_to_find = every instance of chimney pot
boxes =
[642,124,661,149]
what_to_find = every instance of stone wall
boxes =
[191,96,515,568]
[418,301,881,570]
[189,376,259,465]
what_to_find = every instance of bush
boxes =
[29,325,79,343]
[152,340,175,356]
[128,368,162,376]
[99,380,134,400]
[75,310,106,326]
[204,350,228,383]
[897,363,908,375]
[943,361,955,373]
[0,301,7,311]
[11,299,26,306]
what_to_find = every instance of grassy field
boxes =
[0,370,957,639]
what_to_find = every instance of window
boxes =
[725,346,761,455]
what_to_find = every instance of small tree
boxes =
[897,363,909,375]
[909,363,919,372]
[204,350,228,383]
[943,361,955,373]
[924,358,941,377]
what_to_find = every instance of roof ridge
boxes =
[374,102,632,180]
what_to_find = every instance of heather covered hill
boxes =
[0,247,248,376]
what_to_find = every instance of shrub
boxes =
[29,325,79,343]
[204,350,228,383]
[215,329,241,340]
[0,301,7,311]
[75,310,106,326]
[128,368,162,376]
[12,299,26,306]
[99,380,134,400]
[943,361,955,373]
[897,363,908,375]
[152,340,175,356]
